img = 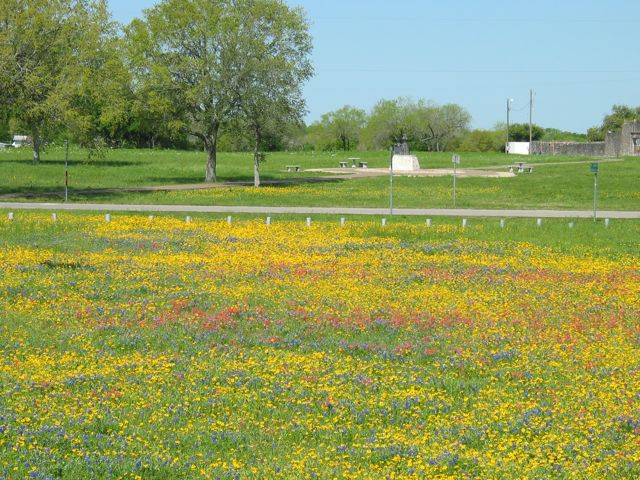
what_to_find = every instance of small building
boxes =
[12,135,30,147]
[506,142,531,155]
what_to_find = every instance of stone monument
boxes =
[391,135,421,171]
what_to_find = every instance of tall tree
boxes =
[66,2,133,150]
[127,0,313,182]
[361,98,416,150]
[588,104,640,141]
[234,0,313,187]
[126,1,233,182]
[502,123,543,142]
[415,102,471,152]
[361,98,470,152]
[319,106,367,151]
[0,0,114,162]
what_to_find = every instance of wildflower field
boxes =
[0,213,639,479]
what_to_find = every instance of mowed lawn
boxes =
[1,147,639,211]
[0,213,638,478]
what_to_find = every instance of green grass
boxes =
[1,146,638,210]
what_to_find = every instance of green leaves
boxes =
[128,0,314,181]
[0,0,128,159]
[588,104,640,141]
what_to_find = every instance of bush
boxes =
[458,130,502,152]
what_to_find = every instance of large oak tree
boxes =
[128,0,312,182]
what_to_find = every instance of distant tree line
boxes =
[304,99,472,153]
[303,103,640,152]
[302,107,592,153]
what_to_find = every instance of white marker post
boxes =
[306,217,311,227]
[537,218,542,227]
[500,219,505,229]
[227,216,232,224]
[381,218,387,227]
[426,218,432,227]
[462,218,467,229]
[105,214,111,222]
[8,212,14,221]
[340,217,346,226]
[266,217,271,225]
[52,213,57,222]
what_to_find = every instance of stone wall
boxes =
[605,131,623,157]
[530,141,605,157]
[606,121,640,157]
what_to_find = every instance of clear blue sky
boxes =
[108,0,640,133]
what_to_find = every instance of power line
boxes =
[313,16,640,24]
[315,66,640,74]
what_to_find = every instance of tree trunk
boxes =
[253,127,261,188]
[204,124,219,182]
[32,129,41,163]
[206,145,217,182]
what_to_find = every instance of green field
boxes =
[1,147,638,211]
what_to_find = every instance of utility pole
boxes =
[529,89,534,147]
[506,98,513,153]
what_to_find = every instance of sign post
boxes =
[389,146,394,216]
[452,154,460,208]
[591,163,599,221]
[64,140,69,202]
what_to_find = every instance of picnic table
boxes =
[347,157,368,168]
[509,162,533,174]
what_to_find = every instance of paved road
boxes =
[1,202,639,218]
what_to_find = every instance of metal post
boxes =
[506,98,513,153]
[593,171,598,221]
[452,154,459,208]
[64,140,69,202]
[453,159,457,208]
[389,146,394,216]
[590,163,599,221]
